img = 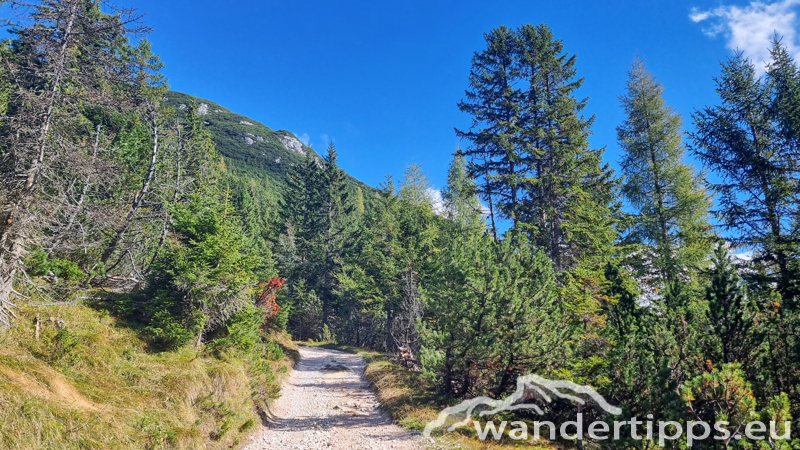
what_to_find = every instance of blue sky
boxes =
[13,0,800,190]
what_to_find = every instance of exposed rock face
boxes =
[279,134,306,156]
[239,120,254,126]
[197,103,209,115]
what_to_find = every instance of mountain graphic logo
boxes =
[423,374,622,438]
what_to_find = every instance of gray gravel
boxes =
[243,346,424,450]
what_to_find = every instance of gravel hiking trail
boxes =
[243,346,424,450]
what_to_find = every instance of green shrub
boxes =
[49,327,81,364]
[262,341,284,361]
[144,307,206,350]
[24,247,50,276]
[267,291,291,331]
[208,305,265,356]
[25,250,87,283]
[238,419,255,433]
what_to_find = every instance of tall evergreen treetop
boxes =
[442,153,484,233]
[690,42,800,302]
[456,25,524,237]
[457,23,617,271]
[515,23,616,272]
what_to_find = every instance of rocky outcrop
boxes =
[279,134,306,156]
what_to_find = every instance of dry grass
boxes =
[0,301,295,450]
[299,343,559,450]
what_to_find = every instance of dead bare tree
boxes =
[0,0,153,324]
[391,267,423,368]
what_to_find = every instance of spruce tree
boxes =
[456,25,524,237]
[317,143,356,327]
[0,0,156,323]
[515,23,617,272]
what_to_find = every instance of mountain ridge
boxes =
[163,91,373,193]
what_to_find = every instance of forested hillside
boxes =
[0,1,799,449]
[162,91,373,194]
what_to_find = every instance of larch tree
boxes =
[398,163,434,210]
[617,58,713,286]
[441,153,484,234]
[691,44,799,303]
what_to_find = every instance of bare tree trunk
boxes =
[99,107,160,270]
[0,235,24,326]
[25,1,78,191]
[146,124,182,274]
[49,125,102,257]
[576,403,585,450]
[0,1,79,323]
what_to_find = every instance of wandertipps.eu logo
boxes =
[423,374,792,446]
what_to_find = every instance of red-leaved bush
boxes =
[256,277,285,322]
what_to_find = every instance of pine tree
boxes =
[419,233,562,397]
[617,58,713,285]
[705,244,758,366]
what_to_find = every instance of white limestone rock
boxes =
[279,134,306,156]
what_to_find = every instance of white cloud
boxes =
[691,0,800,71]
[426,188,445,215]
[690,9,712,22]
[321,134,330,146]
[297,133,311,146]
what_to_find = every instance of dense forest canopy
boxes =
[0,1,798,449]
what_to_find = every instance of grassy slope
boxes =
[0,300,296,450]
[302,343,559,450]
